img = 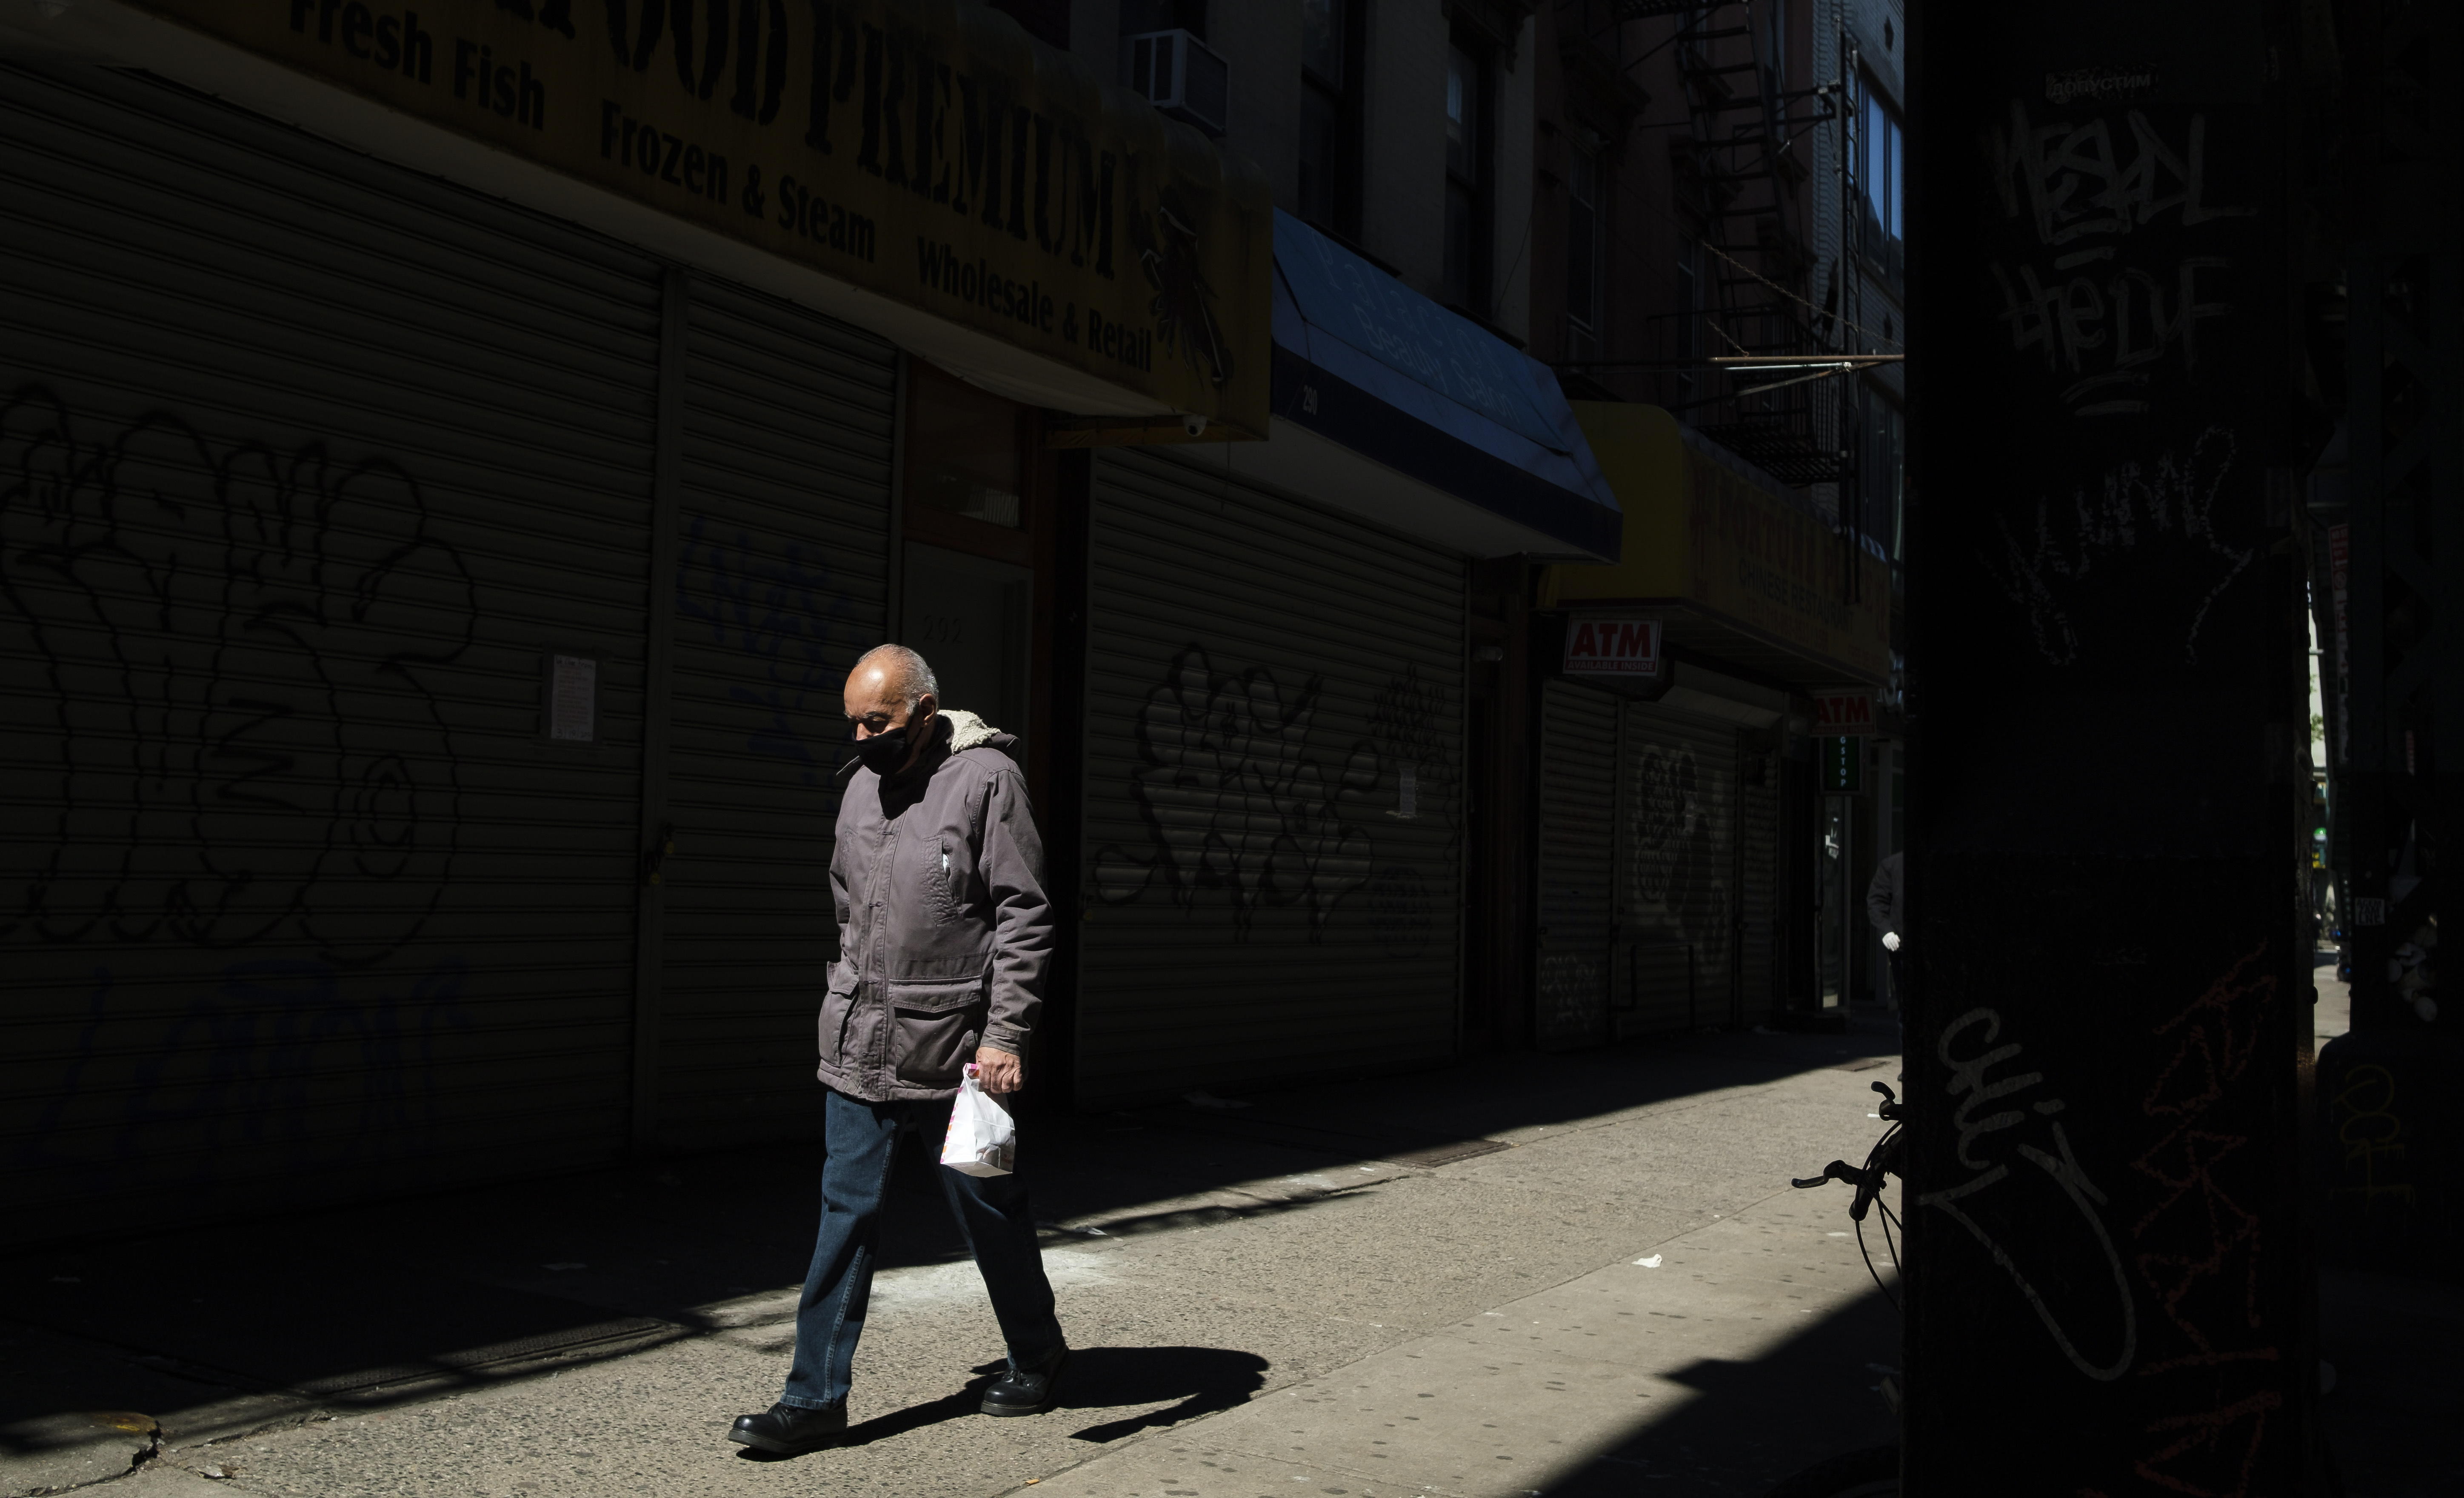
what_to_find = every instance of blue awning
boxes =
[1245,211,1621,563]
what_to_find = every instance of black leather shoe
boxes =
[729,1401,847,1454]
[980,1346,1068,1417]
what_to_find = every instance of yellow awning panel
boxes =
[1547,402,1890,686]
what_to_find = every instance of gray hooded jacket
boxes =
[818,709,1052,1102]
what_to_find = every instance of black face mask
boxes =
[853,726,911,775]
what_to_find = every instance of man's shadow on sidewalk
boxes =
[736,1346,1269,1460]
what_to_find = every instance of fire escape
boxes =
[1559,0,1850,488]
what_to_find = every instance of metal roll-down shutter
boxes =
[655,280,897,1150]
[1537,681,1619,1050]
[1612,702,1742,1037]
[0,64,664,1240]
[1076,449,1468,1106]
[1736,743,1782,1021]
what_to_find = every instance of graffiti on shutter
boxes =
[2,385,483,1177]
[1539,951,1607,1038]
[1090,644,1377,937]
[1627,740,1732,951]
[676,512,867,786]
[1,386,476,960]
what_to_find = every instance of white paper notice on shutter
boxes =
[550,655,597,743]
[1397,763,1419,820]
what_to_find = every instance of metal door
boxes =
[0,64,664,1241]
[1077,449,1468,1104]
[1537,681,1619,1049]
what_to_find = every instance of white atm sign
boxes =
[1565,617,1662,675]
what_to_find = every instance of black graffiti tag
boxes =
[1986,102,2255,417]
[675,513,862,786]
[1091,646,1376,937]
[0,386,476,965]
[1627,743,1730,949]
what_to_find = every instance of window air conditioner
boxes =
[1123,29,1229,137]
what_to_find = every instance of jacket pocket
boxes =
[925,836,963,921]
[884,977,984,1088]
[817,965,858,1067]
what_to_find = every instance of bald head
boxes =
[851,644,937,706]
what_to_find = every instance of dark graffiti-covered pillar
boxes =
[1904,2,2317,1489]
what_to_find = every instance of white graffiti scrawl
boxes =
[1093,646,1377,938]
[1917,1007,2139,1383]
[1984,425,2253,668]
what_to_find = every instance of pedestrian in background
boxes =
[1866,850,1904,1008]
[730,644,1066,1455]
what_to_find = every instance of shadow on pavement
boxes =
[729,1385,981,1462]
[1123,1014,1903,1166]
[0,1016,1899,1456]
[1536,1285,1902,1497]
[1051,1345,1271,1443]
[728,1345,1271,1465]
[1510,1262,2464,1497]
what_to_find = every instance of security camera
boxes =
[1181,413,1208,439]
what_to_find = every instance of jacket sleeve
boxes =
[978,766,1054,1054]
[1864,854,1899,935]
[828,790,857,990]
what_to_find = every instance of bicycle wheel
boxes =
[1760,1444,1900,1498]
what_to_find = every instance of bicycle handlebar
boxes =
[1791,1077,1909,1308]
[1791,1081,1907,1221]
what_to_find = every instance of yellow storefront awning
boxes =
[1544,402,1890,688]
[109,0,1272,439]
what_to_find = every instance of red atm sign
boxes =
[1565,617,1662,675]
[1814,691,1875,735]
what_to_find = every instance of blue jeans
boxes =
[780,1087,1065,1411]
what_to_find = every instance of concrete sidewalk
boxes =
[4,1021,1907,1498]
[1022,1192,1896,1498]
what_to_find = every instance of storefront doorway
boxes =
[901,544,1031,737]
[1818,796,1856,1010]
[1813,734,1870,1012]
[897,360,1060,803]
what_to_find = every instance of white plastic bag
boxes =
[940,1064,1016,1177]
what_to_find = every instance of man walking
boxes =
[730,645,1066,1455]
[1866,849,1904,1008]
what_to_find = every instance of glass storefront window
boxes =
[1859,74,1905,288]
[1441,41,1487,311]
[1566,137,1602,349]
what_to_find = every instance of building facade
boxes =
[3,0,1932,1246]
[1,0,1627,1243]
[0,0,1277,1240]
[1520,0,1902,1036]
[1046,0,1619,1083]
